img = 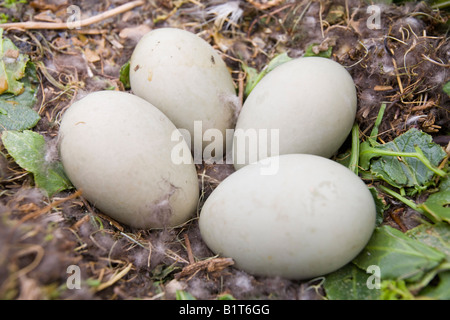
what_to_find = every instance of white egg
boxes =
[233,57,357,170]
[58,91,199,229]
[199,154,376,280]
[130,28,238,152]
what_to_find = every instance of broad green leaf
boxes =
[35,162,73,198]
[0,28,29,95]
[323,263,380,300]
[406,223,450,260]
[0,103,40,131]
[420,271,450,299]
[304,43,333,58]
[264,52,292,74]
[2,130,45,172]
[419,179,450,223]
[360,128,447,192]
[0,62,40,132]
[119,60,130,90]
[1,130,72,196]
[353,225,446,282]
[405,222,450,295]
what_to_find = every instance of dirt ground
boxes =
[0,0,448,300]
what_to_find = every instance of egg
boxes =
[129,28,238,153]
[199,154,376,280]
[233,57,357,170]
[58,91,199,229]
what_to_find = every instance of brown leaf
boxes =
[175,258,234,280]
[119,25,151,43]
[84,48,101,63]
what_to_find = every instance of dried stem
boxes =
[0,1,145,30]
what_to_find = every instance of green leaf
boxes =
[0,28,29,95]
[323,263,381,300]
[0,103,40,132]
[443,81,450,96]
[242,63,259,97]
[420,271,450,299]
[151,263,180,281]
[406,223,450,260]
[0,62,40,132]
[380,279,415,300]
[119,60,130,90]
[264,52,293,74]
[420,191,450,223]
[1,130,73,196]
[242,52,292,97]
[176,290,197,300]
[304,43,333,58]
[353,225,446,282]
[85,278,102,288]
[1,0,27,9]
[360,128,447,193]
[0,13,8,24]
[405,222,450,296]
[369,187,388,226]
[419,178,450,223]
[35,162,73,197]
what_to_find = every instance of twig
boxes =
[319,0,325,39]
[421,54,450,67]
[183,234,195,265]
[388,48,404,94]
[291,0,312,33]
[0,1,145,30]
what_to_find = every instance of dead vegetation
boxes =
[0,0,448,300]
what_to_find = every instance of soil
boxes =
[0,0,448,300]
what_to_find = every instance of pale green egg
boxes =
[233,57,357,170]
[199,154,376,279]
[59,91,199,229]
[130,28,238,152]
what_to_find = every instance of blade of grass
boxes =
[349,123,360,175]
